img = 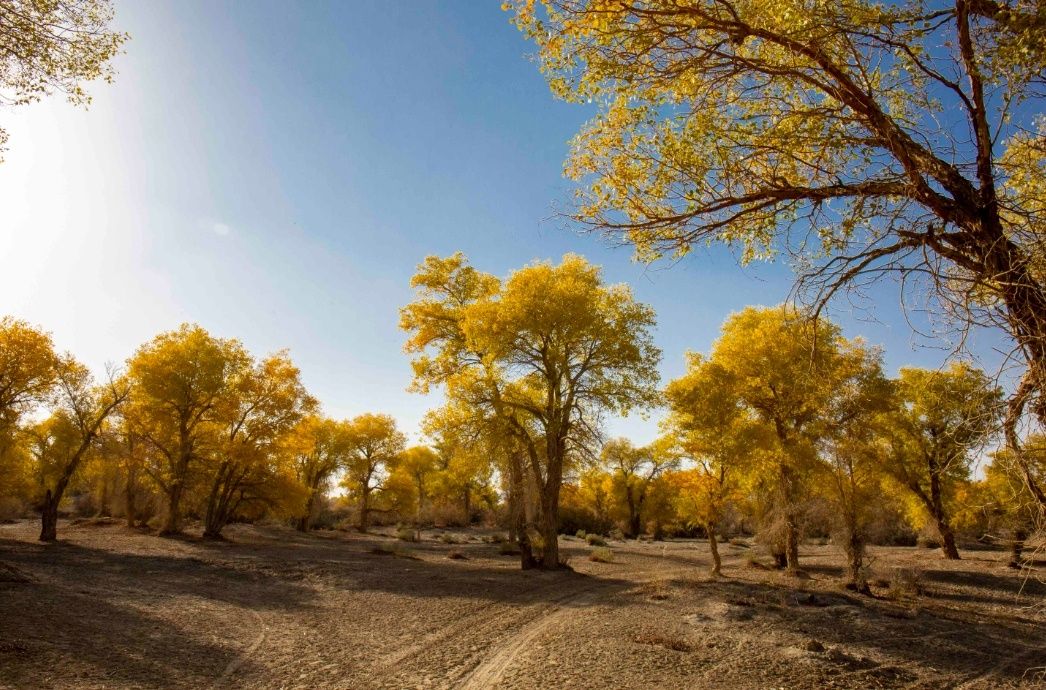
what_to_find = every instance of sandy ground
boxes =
[1,520,1043,689]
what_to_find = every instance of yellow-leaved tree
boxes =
[665,354,771,576]
[599,437,677,538]
[879,363,1003,559]
[0,318,60,512]
[0,0,128,160]
[124,324,249,535]
[702,305,882,573]
[341,413,406,532]
[508,0,1046,513]
[402,253,661,568]
[201,351,316,539]
[284,415,354,532]
[27,355,128,541]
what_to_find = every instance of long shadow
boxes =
[670,575,1045,684]
[1,564,249,689]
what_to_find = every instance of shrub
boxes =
[888,567,924,598]
[585,533,607,546]
[641,578,670,600]
[440,533,459,544]
[498,540,521,556]
[371,544,419,560]
[447,550,468,560]
[633,630,692,652]
[396,526,418,542]
[916,533,942,549]
[575,529,587,540]
[589,547,614,563]
[729,537,749,548]
[744,553,770,570]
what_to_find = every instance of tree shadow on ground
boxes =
[671,574,1045,684]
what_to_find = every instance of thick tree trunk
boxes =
[1008,528,1027,569]
[359,490,370,533]
[39,490,59,543]
[297,491,316,532]
[937,518,961,560]
[708,529,721,577]
[516,509,538,570]
[539,485,560,568]
[160,482,183,535]
[845,529,868,591]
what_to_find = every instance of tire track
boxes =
[212,609,267,689]
[455,564,696,689]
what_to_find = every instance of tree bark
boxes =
[708,529,722,577]
[359,489,370,533]
[845,528,867,591]
[937,518,961,560]
[784,516,800,572]
[124,474,137,528]
[297,491,316,532]
[159,481,183,535]
[1008,528,1027,569]
[539,482,561,568]
[39,490,59,542]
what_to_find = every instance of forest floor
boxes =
[0,520,1044,689]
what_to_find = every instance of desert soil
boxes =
[1,520,1043,689]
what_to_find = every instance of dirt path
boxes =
[459,586,602,689]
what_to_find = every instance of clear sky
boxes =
[0,1,1008,444]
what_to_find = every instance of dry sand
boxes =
[1,520,1043,689]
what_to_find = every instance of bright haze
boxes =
[0,1,1006,443]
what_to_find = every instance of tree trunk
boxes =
[463,487,472,525]
[160,482,183,535]
[708,529,721,577]
[39,490,59,542]
[297,491,316,532]
[1008,528,1027,568]
[784,515,800,572]
[359,489,370,533]
[845,529,868,591]
[202,465,227,540]
[937,518,961,560]
[626,490,640,538]
[539,485,560,568]
[124,475,137,528]
[516,508,538,570]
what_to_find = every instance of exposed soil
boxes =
[1,521,1043,689]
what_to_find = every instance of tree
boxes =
[342,413,405,532]
[285,415,353,532]
[402,253,661,567]
[0,317,59,505]
[881,362,1003,559]
[508,0,1046,513]
[0,317,59,435]
[0,0,128,160]
[600,437,676,537]
[818,352,893,589]
[665,354,770,576]
[389,445,441,523]
[703,306,876,572]
[124,324,248,535]
[201,351,315,539]
[28,356,128,541]
[984,435,1045,567]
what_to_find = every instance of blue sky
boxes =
[0,1,1009,444]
